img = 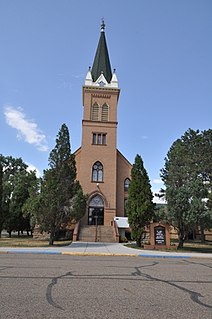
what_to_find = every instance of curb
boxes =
[0,250,61,255]
[0,250,192,258]
[0,249,211,258]
[61,252,138,257]
[0,250,138,257]
[139,254,191,259]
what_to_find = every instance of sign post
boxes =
[148,222,171,249]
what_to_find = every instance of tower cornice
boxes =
[83,85,120,94]
[82,85,120,106]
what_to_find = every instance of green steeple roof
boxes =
[91,20,112,83]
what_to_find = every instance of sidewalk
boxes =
[0,242,212,258]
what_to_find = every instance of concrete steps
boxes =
[78,225,116,242]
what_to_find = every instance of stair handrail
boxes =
[73,220,80,241]
[113,220,119,242]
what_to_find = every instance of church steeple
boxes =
[91,19,112,83]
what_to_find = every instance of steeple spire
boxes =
[91,20,112,83]
[101,18,105,32]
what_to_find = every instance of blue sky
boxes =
[0,0,211,200]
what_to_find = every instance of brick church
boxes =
[74,20,132,241]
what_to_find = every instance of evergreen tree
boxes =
[161,129,212,248]
[36,124,86,245]
[126,154,154,247]
[207,181,212,211]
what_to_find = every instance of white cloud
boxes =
[4,105,48,152]
[153,194,166,204]
[152,186,166,204]
[152,178,163,184]
[26,163,41,178]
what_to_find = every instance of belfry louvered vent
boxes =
[101,104,109,121]
[92,103,99,121]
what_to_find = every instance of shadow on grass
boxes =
[177,246,212,254]
[51,241,72,247]
[0,237,72,248]
[125,242,212,254]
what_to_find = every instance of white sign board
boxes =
[114,217,129,228]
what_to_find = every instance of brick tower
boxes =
[75,20,131,240]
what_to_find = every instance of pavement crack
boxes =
[131,264,212,310]
[123,287,134,294]
[0,266,13,272]
[46,271,73,310]
[183,259,212,269]
[131,262,159,276]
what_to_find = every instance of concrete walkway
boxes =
[0,242,212,258]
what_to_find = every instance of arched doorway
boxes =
[88,194,104,225]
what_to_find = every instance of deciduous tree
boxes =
[1,156,34,237]
[5,170,37,236]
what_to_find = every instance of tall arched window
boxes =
[92,161,103,182]
[92,103,99,121]
[124,178,130,192]
[101,103,109,122]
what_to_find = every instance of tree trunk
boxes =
[200,226,205,243]
[8,231,11,238]
[177,238,184,249]
[136,240,141,247]
[177,228,185,249]
[136,232,142,247]
[49,232,54,245]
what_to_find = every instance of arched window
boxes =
[101,103,109,122]
[89,195,104,207]
[92,161,103,182]
[92,103,99,121]
[124,178,130,192]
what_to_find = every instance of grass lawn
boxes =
[0,236,72,247]
[125,241,212,253]
[177,242,212,253]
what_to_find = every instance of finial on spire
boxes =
[101,18,105,32]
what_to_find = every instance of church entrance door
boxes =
[88,207,104,225]
[88,195,104,225]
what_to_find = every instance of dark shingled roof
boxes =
[91,21,112,83]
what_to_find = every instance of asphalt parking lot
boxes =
[0,253,211,319]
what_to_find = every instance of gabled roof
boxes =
[91,20,112,83]
[117,149,132,168]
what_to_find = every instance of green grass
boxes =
[0,236,72,247]
[125,242,212,253]
[177,242,212,254]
